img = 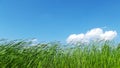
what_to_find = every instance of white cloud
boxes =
[66,28,117,44]
[101,31,117,41]
[29,38,39,46]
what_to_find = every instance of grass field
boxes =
[0,40,120,68]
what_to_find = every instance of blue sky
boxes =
[0,0,120,42]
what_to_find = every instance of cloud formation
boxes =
[66,28,117,44]
[28,38,39,46]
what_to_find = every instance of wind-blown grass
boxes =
[0,40,120,68]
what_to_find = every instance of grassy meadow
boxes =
[0,40,120,68]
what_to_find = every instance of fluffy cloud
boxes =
[28,38,39,46]
[66,28,117,44]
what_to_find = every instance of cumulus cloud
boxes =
[66,28,117,44]
[28,38,39,46]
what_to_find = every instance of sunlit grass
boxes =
[0,40,120,68]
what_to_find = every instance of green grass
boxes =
[0,40,120,68]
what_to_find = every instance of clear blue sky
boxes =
[0,0,120,42]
